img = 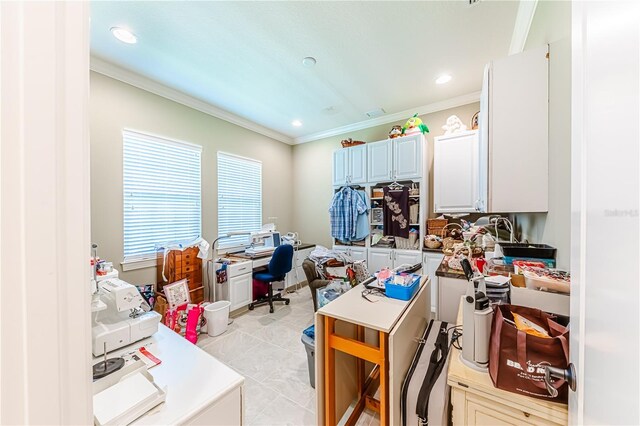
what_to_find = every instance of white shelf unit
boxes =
[331,134,428,271]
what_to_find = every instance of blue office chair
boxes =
[249,244,294,313]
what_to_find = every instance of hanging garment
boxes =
[353,190,370,241]
[329,187,367,242]
[401,320,452,426]
[383,186,410,238]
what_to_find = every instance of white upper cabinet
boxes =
[332,144,367,186]
[393,135,423,180]
[367,134,424,183]
[367,140,393,182]
[332,148,349,186]
[349,144,367,184]
[434,130,482,213]
[483,44,549,212]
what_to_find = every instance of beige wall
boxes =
[90,72,293,284]
[512,1,572,269]
[292,103,480,248]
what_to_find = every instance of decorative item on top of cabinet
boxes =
[157,246,204,304]
[442,115,468,134]
[471,111,479,130]
[340,138,365,148]
[401,113,430,135]
[388,125,403,139]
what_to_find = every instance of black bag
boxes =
[401,320,452,426]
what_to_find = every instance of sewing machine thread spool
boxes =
[92,342,125,380]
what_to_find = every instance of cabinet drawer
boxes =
[181,262,201,274]
[227,261,252,278]
[189,286,204,304]
[465,393,560,426]
[182,271,202,289]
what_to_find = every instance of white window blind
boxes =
[217,152,262,249]
[123,130,202,261]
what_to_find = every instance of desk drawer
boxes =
[227,261,252,278]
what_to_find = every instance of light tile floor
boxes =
[196,286,379,426]
[197,288,317,425]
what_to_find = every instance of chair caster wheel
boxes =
[285,300,290,305]
[248,305,254,310]
[270,307,274,313]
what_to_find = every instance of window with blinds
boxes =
[123,130,202,261]
[217,152,262,249]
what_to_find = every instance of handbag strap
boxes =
[516,331,567,392]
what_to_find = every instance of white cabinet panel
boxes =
[368,248,393,273]
[229,273,252,311]
[349,247,367,262]
[423,252,444,315]
[332,148,349,186]
[488,45,548,212]
[349,144,368,184]
[367,140,393,182]
[438,276,467,324]
[434,131,481,213]
[394,249,422,267]
[393,135,422,180]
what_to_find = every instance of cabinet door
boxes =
[368,248,393,273]
[434,131,480,213]
[489,45,548,212]
[393,249,422,268]
[349,247,367,262]
[423,253,444,316]
[368,140,393,182]
[229,273,252,311]
[332,149,349,186]
[349,145,367,184]
[393,135,422,180]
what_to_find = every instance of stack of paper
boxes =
[93,372,161,425]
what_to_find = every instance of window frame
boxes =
[216,151,263,251]
[121,129,202,269]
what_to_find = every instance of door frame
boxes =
[0,2,92,423]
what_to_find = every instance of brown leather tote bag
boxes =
[488,304,569,403]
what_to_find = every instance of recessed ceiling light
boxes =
[292,120,302,127]
[110,27,137,44]
[302,57,317,68]
[436,74,452,85]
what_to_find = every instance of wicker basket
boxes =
[427,218,449,237]
[341,138,366,148]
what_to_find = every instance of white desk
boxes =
[315,277,431,426]
[213,244,315,311]
[94,325,244,425]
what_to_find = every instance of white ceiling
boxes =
[90,1,521,144]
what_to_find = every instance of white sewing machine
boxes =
[92,278,161,356]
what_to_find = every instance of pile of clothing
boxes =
[329,186,369,244]
[308,245,352,278]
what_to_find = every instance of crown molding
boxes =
[90,57,294,145]
[293,91,482,144]
[509,0,539,55]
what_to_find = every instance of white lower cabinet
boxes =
[229,273,252,311]
[367,248,394,272]
[423,252,444,316]
[368,248,422,272]
[332,245,368,263]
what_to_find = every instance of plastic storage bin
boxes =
[301,327,315,388]
[385,274,420,301]
[499,243,556,260]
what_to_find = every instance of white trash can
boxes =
[204,301,231,337]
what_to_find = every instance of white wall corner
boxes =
[90,56,295,146]
[509,0,539,55]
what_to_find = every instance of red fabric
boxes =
[253,278,268,300]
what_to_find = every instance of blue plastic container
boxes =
[385,274,420,301]
[503,256,556,268]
